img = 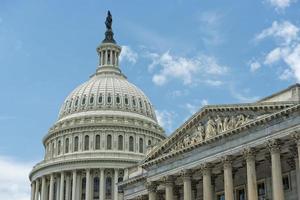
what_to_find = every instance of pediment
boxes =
[143,102,296,165]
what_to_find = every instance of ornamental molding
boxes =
[142,103,300,168]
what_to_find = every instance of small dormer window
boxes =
[124,95,129,105]
[116,96,120,104]
[69,100,72,108]
[98,94,103,104]
[139,99,143,108]
[132,97,136,106]
[90,96,94,104]
[107,50,111,65]
[75,98,79,106]
[107,94,112,104]
[82,97,86,105]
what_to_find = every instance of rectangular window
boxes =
[257,181,266,198]
[216,192,225,200]
[283,174,290,190]
[235,186,246,200]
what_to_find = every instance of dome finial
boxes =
[102,10,116,44]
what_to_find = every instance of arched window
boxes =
[124,96,129,105]
[118,135,123,150]
[129,136,134,152]
[52,142,55,157]
[74,136,79,152]
[84,135,89,151]
[57,140,61,155]
[107,95,112,104]
[148,140,152,146]
[95,135,100,150]
[98,94,103,104]
[139,138,144,153]
[93,177,99,199]
[89,96,94,104]
[116,95,120,104]
[107,135,112,150]
[106,177,112,198]
[65,138,69,153]
[82,97,86,105]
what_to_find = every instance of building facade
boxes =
[121,85,300,200]
[29,12,165,200]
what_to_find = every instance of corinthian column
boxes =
[114,169,119,200]
[72,171,77,200]
[86,169,91,200]
[163,176,174,200]
[99,169,105,200]
[49,174,54,200]
[222,157,234,200]
[41,176,46,200]
[243,148,258,200]
[66,175,71,200]
[60,172,65,200]
[34,179,40,200]
[146,182,157,200]
[267,140,285,200]
[292,133,300,168]
[201,164,213,200]
[181,170,192,200]
[31,182,36,200]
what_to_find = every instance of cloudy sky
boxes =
[0,0,300,199]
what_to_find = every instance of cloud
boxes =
[185,99,209,115]
[249,61,262,72]
[155,110,176,133]
[255,20,300,82]
[266,0,296,11]
[0,156,33,200]
[119,45,138,64]
[230,87,259,103]
[147,51,228,86]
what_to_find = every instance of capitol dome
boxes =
[29,11,165,200]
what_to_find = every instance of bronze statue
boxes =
[105,11,112,30]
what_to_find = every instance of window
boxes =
[139,138,144,153]
[112,51,115,65]
[118,135,123,150]
[129,136,134,152]
[57,140,61,155]
[107,135,112,150]
[93,177,99,199]
[89,96,94,104]
[84,135,89,151]
[106,177,112,198]
[148,140,152,146]
[107,50,111,65]
[107,95,112,104]
[102,51,106,65]
[69,100,72,108]
[81,177,86,200]
[98,94,103,104]
[75,98,78,106]
[116,95,120,104]
[82,97,86,105]
[132,97,136,106]
[139,99,143,108]
[124,96,129,105]
[74,136,79,152]
[95,135,100,150]
[235,187,245,200]
[52,142,55,157]
[65,138,69,153]
[217,193,225,200]
[283,175,290,190]
[257,181,265,197]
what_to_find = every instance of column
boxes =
[163,176,174,200]
[124,169,129,181]
[99,169,105,200]
[243,148,258,200]
[201,164,213,200]
[114,169,119,200]
[182,170,192,200]
[56,176,60,200]
[60,172,65,200]
[86,169,91,200]
[49,174,54,200]
[35,179,40,200]
[66,175,71,200]
[72,171,77,200]
[223,157,234,200]
[41,176,46,200]
[267,140,285,200]
[31,181,36,200]
[147,182,157,200]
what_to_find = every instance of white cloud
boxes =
[230,87,259,103]
[266,0,296,11]
[279,68,294,80]
[264,47,282,65]
[185,99,209,115]
[256,21,299,45]
[249,61,261,72]
[147,51,228,86]
[119,45,138,64]
[0,156,33,200]
[205,79,223,86]
[155,110,175,133]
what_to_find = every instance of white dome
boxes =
[58,70,157,123]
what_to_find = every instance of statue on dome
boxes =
[105,11,112,30]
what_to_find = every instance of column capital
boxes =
[146,182,158,192]
[180,169,192,180]
[291,131,300,145]
[161,175,175,186]
[221,156,233,168]
[242,147,256,161]
[266,139,281,153]
[200,163,212,175]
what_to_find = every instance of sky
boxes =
[0,0,300,199]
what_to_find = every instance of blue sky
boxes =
[0,0,300,199]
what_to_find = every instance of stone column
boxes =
[72,171,77,200]
[56,176,60,200]
[201,164,213,200]
[66,175,71,200]
[114,169,119,200]
[35,179,40,200]
[243,148,258,200]
[182,170,192,200]
[222,157,234,200]
[163,176,174,200]
[99,169,105,200]
[49,174,54,200]
[147,182,157,200]
[86,169,91,200]
[31,181,36,200]
[60,172,65,200]
[41,176,46,200]
[267,140,285,200]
